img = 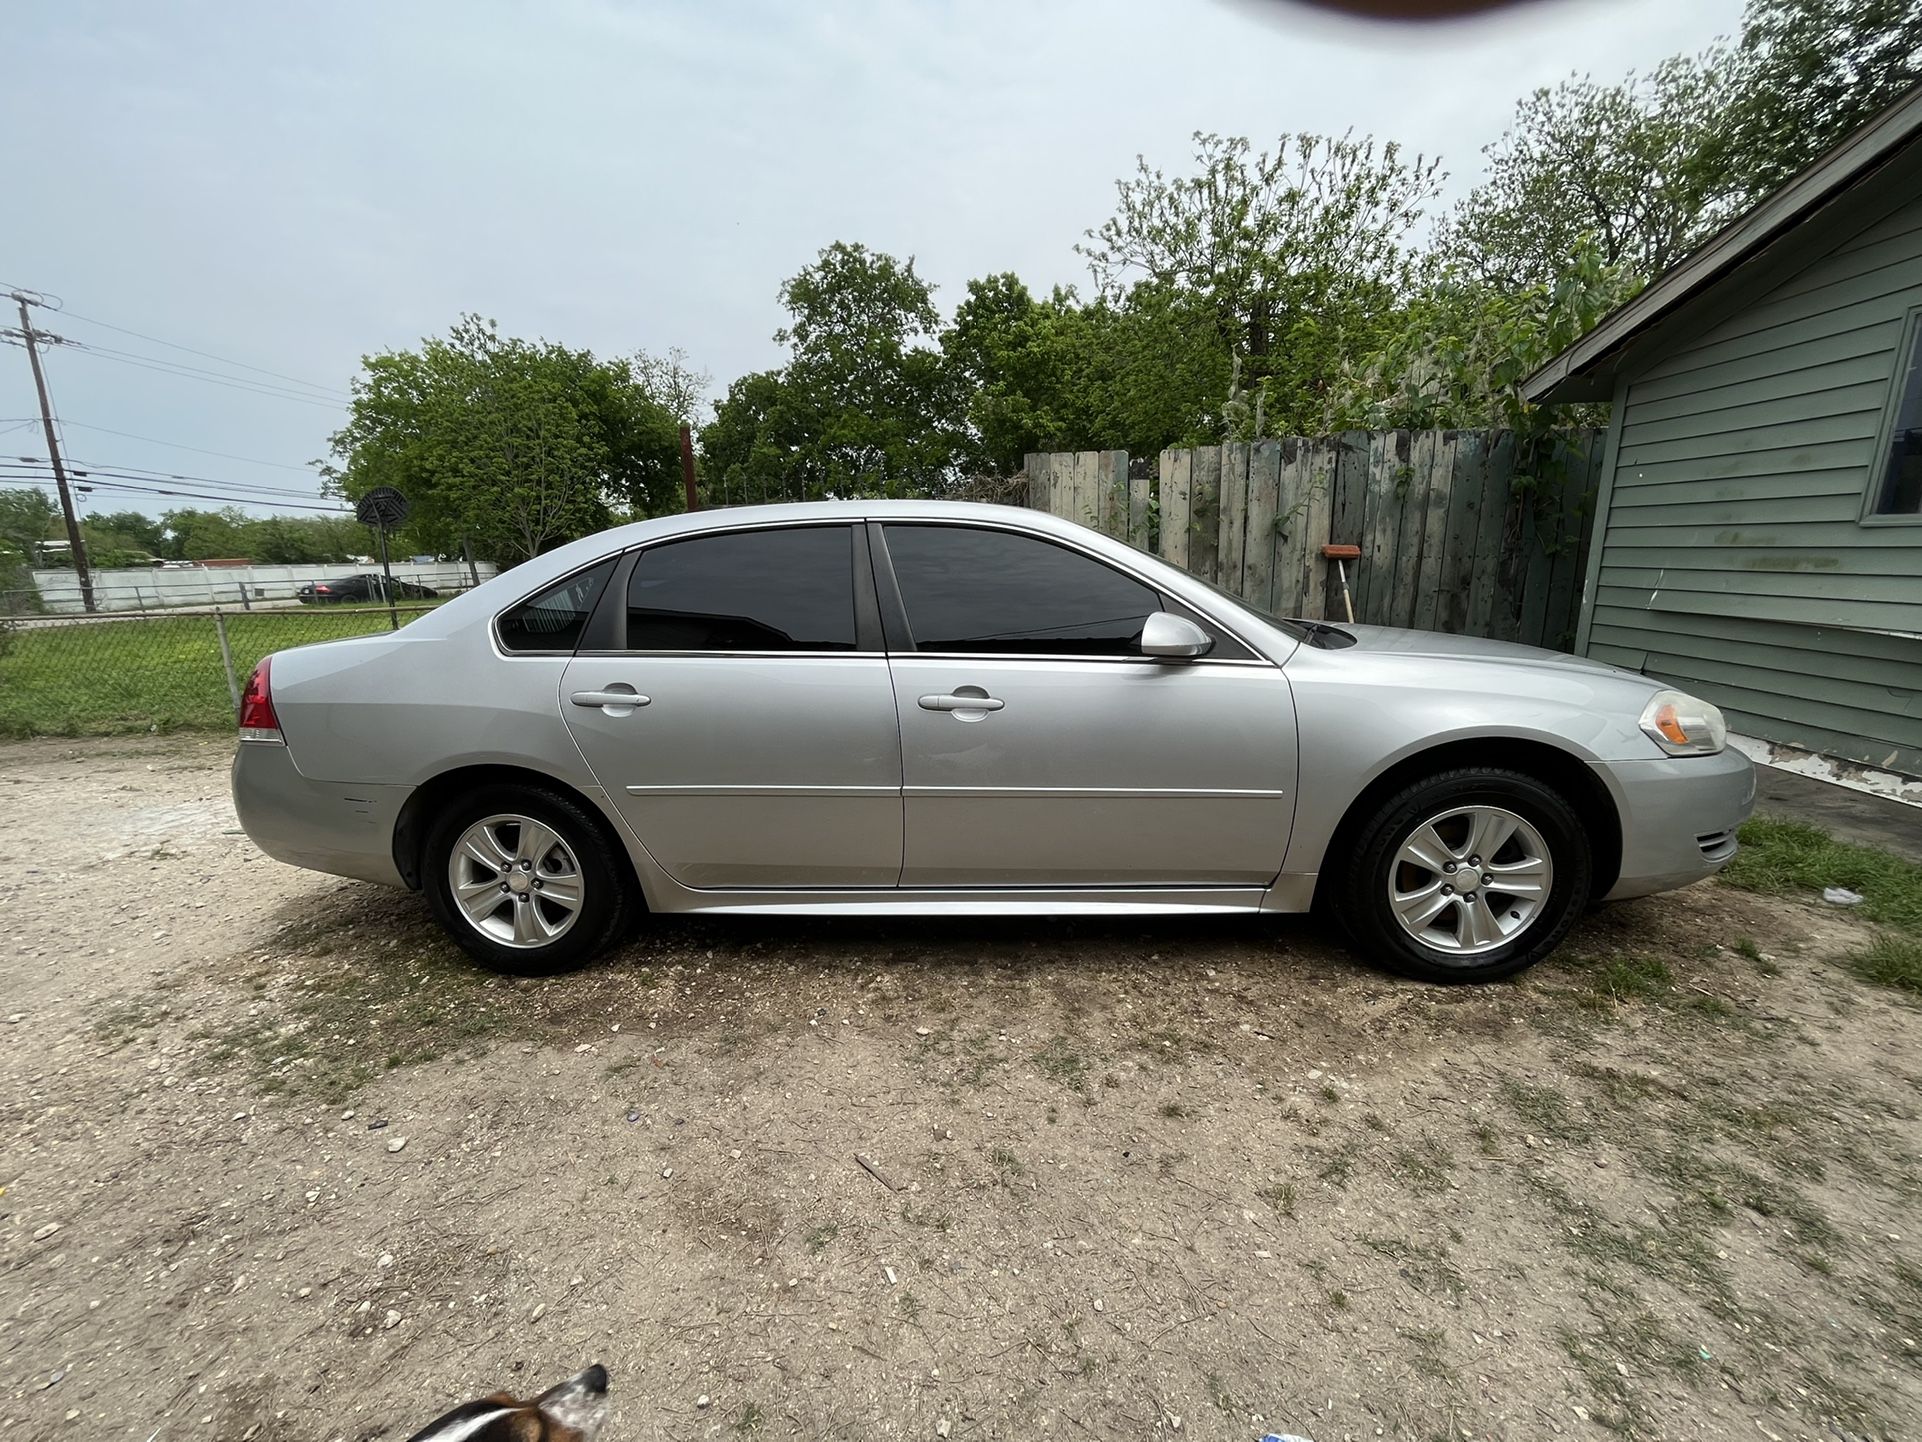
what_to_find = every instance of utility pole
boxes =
[679,423,699,512]
[12,294,94,612]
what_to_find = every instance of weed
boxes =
[1363,1112,1391,1133]
[1390,1135,1457,1195]
[1316,1141,1360,1187]
[804,1224,839,1256]
[1499,1079,1593,1142]
[1847,933,1922,995]
[1160,1101,1190,1120]
[1327,1287,1350,1310]
[1257,1181,1297,1219]
[1207,1372,1237,1412]
[901,1203,952,1233]
[1359,1236,1466,1300]
[1472,1121,1500,1155]
[1033,1035,1091,1092]
[990,1146,1025,1181]
[1318,1083,1341,1103]
[898,1291,922,1322]
[1396,1326,1455,1382]
[733,1401,764,1434]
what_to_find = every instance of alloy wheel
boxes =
[446,813,585,949]
[1386,804,1554,958]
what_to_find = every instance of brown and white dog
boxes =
[405,1363,609,1442]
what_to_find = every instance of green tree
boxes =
[1443,54,1737,291]
[325,316,684,563]
[85,510,166,555]
[162,507,250,561]
[1079,132,1442,434]
[1720,0,1922,202]
[0,488,58,562]
[702,243,962,501]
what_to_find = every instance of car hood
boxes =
[1329,623,1646,681]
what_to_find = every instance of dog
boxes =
[405,1363,609,1442]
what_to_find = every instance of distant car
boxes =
[235,501,1754,982]
[294,574,439,605]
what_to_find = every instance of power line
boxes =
[3,460,339,505]
[70,338,344,403]
[0,471,353,513]
[52,421,320,473]
[58,343,346,410]
[54,305,349,399]
[7,451,335,500]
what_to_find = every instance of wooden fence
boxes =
[1024,430,1605,650]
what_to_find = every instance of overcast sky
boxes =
[3,0,1744,522]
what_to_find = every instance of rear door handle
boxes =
[917,693,1004,712]
[570,689,651,712]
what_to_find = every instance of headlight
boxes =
[1639,689,1727,757]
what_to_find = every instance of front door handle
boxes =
[570,688,651,714]
[918,692,1004,713]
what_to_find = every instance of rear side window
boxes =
[626,526,857,652]
[883,524,1159,655]
[496,558,616,653]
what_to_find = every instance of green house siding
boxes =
[1585,192,1922,778]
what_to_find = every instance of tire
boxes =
[1336,767,1591,984]
[423,783,634,975]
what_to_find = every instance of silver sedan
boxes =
[232,500,1754,982]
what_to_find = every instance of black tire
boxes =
[423,783,634,975]
[1336,767,1591,984]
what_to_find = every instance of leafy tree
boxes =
[325,316,684,563]
[162,507,250,561]
[0,488,58,562]
[85,510,166,555]
[1331,237,1639,431]
[702,243,962,501]
[1720,0,1922,202]
[1443,54,1737,291]
[632,346,712,425]
[1079,132,1441,433]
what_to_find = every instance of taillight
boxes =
[315,584,332,594]
[238,656,283,742]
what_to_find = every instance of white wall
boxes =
[25,560,501,613]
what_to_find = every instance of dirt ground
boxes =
[4,737,1921,1442]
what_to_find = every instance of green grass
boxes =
[1847,933,1922,994]
[0,605,434,736]
[1725,816,1922,934]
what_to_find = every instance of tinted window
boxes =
[884,525,1159,655]
[497,558,616,653]
[627,527,857,651]
[1875,314,1922,515]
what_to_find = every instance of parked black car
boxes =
[294,574,439,605]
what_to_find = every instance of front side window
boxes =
[497,558,616,653]
[627,526,857,651]
[1874,312,1922,517]
[884,524,1159,655]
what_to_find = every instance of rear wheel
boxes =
[1338,767,1591,983]
[423,784,632,974]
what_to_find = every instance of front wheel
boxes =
[423,784,633,974]
[1338,767,1591,983]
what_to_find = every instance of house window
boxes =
[1873,310,1922,517]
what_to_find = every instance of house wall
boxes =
[1584,189,1922,779]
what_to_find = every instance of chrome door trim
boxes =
[899,785,1290,799]
[624,783,899,797]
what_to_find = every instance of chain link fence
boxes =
[0,604,442,737]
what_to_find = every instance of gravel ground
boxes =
[3,736,1921,1442]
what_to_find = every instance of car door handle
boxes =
[570,689,651,710]
[918,693,1004,712]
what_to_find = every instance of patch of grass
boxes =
[733,1401,764,1434]
[0,606,440,737]
[1390,1135,1457,1195]
[990,1146,1025,1182]
[900,1202,952,1233]
[804,1224,839,1255]
[1206,1372,1237,1412]
[1315,1141,1360,1187]
[1653,1149,1839,1254]
[1359,1236,1466,1301]
[1499,1079,1593,1142]
[1847,933,1922,995]
[1580,953,1675,1008]
[1732,936,1763,963]
[897,1291,922,1322]
[1257,1181,1297,1219]
[1033,1035,1090,1093]
[1327,1287,1350,1310]
[1396,1325,1456,1382]
[1472,1121,1500,1156]
[1317,1083,1341,1103]
[1725,816,1922,933]
[1159,1101,1190,1120]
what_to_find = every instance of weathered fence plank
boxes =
[1160,449,1192,570]
[1189,446,1221,584]
[1243,439,1281,613]
[1218,441,1250,601]
[1025,428,1603,649]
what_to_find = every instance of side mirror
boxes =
[1139,611,1214,659]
